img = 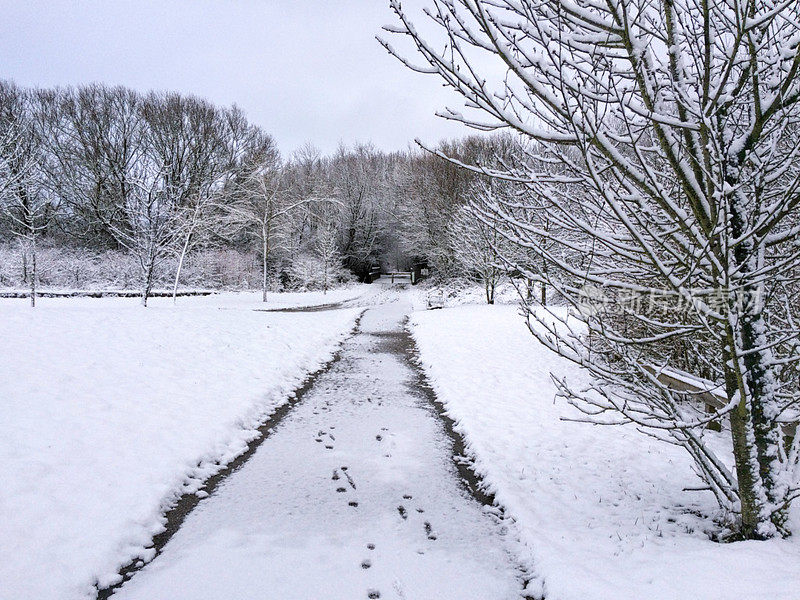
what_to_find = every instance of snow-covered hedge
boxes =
[0,243,264,291]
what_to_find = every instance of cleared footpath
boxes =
[111,294,524,600]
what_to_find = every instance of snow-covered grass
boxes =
[412,279,521,309]
[0,290,364,600]
[409,302,800,600]
[152,286,371,310]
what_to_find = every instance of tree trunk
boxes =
[723,183,785,538]
[21,247,27,284]
[732,297,787,535]
[323,256,329,295]
[29,234,36,308]
[261,231,269,303]
[541,258,548,306]
[141,258,155,308]
[725,338,770,539]
[172,230,192,304]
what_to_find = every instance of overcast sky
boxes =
[0,0,473,156]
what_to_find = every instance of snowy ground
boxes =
[7,284,798,600]
[0,287,373,600]
[109,294,523,600]
[410,303,800,600]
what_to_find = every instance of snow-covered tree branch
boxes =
[383,0,800,539]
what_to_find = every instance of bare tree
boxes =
[56,88,182,306]
[279,143,326,263]
[0,84,57,307]
[139,92,239,301]
[395,150,460,275]
[223,134,326,301]
[384,0,800,539]
[449,199,503,304]
[395,137,503,277]
[106,160,183,306]
[51,85,144,248]
[327,144,388,280]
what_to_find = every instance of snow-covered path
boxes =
[111,294,523,600]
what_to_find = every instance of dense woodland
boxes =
[0,79,516,304]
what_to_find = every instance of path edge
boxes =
[95,310,366,599]
[401,317,541,599]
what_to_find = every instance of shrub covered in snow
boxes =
[0,242,265,291]
[287,252,353,292]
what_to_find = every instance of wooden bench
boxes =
[643,364,797,439]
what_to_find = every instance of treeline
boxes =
[0,79,523,305]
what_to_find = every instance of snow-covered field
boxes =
[6,284,798,600]
[410,303,800,600]
[0,289,367,600]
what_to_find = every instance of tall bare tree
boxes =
[328,144,388,280]
[106,159,183,306]
[223,134,330,301]
[139,92,236,301]
[0,83,57,306]
[51,85,144,247]
[384,0,800,539]
[449,179,525,304]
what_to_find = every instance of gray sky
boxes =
[0,0,472,155]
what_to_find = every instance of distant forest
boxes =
[0,80,524,303]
